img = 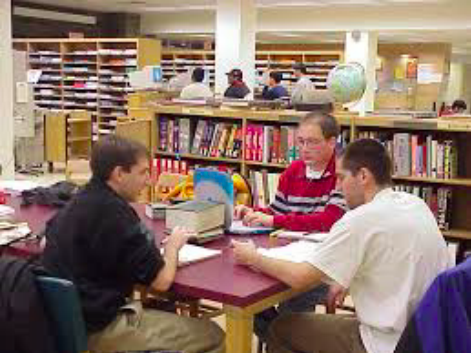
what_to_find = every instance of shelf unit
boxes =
[44,110,92,170]
[160,48,343,94]
[124,102,471,261]
[13,38,161,140]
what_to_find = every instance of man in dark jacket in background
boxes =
[224,68,250,99]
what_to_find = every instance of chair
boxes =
[36,276,89,353]
[66,159,91,186]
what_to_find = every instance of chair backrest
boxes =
[36,276,88,353]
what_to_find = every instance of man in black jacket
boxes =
[42,135,225,353]
[224,68,250,99]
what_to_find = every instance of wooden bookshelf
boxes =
[13,38,161,140]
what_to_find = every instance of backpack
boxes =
[0,256,58,353]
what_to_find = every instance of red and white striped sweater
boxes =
[257,157,347,232]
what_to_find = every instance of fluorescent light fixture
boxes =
[13,6,97,25]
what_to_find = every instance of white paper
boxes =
[27,69,42,84]
[258,241,320,263]
[0,223,31,245]
[0,180,39,192]
[0,205,15,217]
[161,244,221,267]
[277,231,329,243]
[417,64,441,84]
[228,220,273,235]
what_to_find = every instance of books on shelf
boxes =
[249,170,281,208]
[359,131,459,180]
[394,184,452,230]
[245,124,298,164]
[158,117,243,159]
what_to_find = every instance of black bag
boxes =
[0,256,58,353]
[21,181,79,208]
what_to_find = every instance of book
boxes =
[145,202,169,219]
[165,200,225,233]
[161,244,221,267]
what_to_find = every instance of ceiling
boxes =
[16,0,471,54]
[18,0,465,13]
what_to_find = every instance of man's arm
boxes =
[232,240,326,291]
[150,227,191,292]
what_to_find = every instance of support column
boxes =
[0,0,15,178]
[345,31,378,116]
[215,0,256,98]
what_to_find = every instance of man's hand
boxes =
[326,283,348,313]
[234,204,253,220]
[164,226,193,253]
[232,239,259,267]
[243,211,274,227]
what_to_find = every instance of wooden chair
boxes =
[65,159,91,186]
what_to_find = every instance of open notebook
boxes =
[161,244,221,267]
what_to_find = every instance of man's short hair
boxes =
[300,111,340,140]
[270,71,283,84]
[341,139,393,186]
[452,99,467,112]
[90,135,149,182]
[192,67,205,83]
[293,63,307,74]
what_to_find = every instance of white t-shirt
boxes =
[180,82,213,99]
[291,76,315,104]
[306,188,449,353]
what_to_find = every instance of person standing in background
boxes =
[224,68,250,99]
[262,71,289,100]
[180,67,213,100]
[291,63,315,105]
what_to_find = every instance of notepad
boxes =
[161,244,221,267]
[228,220,273,235]
[257,241,320,263]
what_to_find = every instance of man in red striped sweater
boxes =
[234,111,348,343]
[235,112,346,232]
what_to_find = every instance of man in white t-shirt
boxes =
[180,67,213,100]
[233,139,450,353]
[291,63,315,106]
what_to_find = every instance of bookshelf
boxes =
[126,102,471,261]
[161,50,215,86]
[13,38,161,140]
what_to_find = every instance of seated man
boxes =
[42,135,225,353]
[262,71,289,100]
[234,111,347,341]
[180,67,213,100]
[224,68,250,99]
[233,139,450,353]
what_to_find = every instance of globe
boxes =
[327,62,367,104]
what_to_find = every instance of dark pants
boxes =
[254,283,329,342]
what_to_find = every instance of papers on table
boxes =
[0,222,32,246]
[228,220,273,235]
[161,244,221,267]
[0,205,15,220]
[0,180,39,193]
[277,231,329,243]
[257,241,320,263]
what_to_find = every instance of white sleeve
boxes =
[305,217,364,288]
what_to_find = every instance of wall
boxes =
[141,2,471,34]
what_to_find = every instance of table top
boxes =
[5,196,291,308]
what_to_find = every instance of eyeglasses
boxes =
[296,138,325,148]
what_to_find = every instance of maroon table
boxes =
[5,196,297,353]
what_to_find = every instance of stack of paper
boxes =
[0,222,32,246]
[0,205,15,221]
[277,231,329,243]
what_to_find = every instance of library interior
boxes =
[0,1,470,353]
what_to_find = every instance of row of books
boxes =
[358,131,458,179]
[158,117,243,159]
[394,184,452,231]
[151,157,238,180]
[249,170,281,208]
